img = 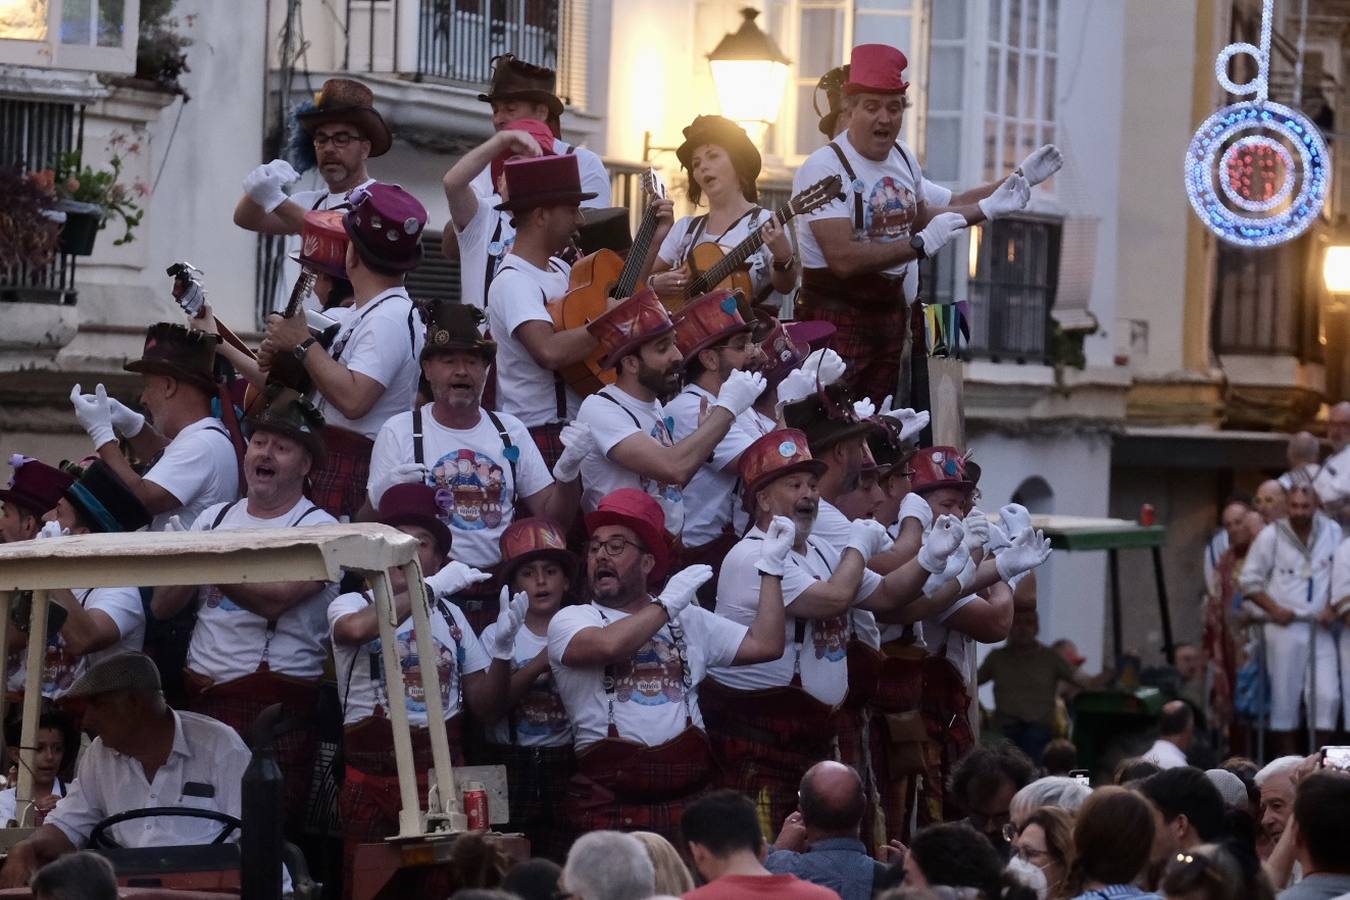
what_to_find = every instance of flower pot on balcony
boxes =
[55,198,104,256]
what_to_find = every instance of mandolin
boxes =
[666,174,844,302]
[549,169,667,396]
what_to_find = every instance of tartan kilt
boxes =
[309,426,374,520]
[528,423,567,472]
[796,299,909,405]
[484,741,576,862]
[872,649,928,843]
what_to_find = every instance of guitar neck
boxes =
[213,318,258,361]
[282,270,317,319]
[691,205,791,295]
[614,206,661,299]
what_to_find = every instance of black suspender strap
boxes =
[483,408,519,488]
[483,215,506,305]
[686,214,710,255]
[827,141,865,232]
[210,499,243,530]
[310,193,329,212]
[412,404,425,468]
[597,390,673,442]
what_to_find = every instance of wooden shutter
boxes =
[405,230,462,306]
[557,0,589,111]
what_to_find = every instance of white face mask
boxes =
[36,521,68,540]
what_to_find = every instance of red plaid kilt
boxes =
[797,277,910,405]
[837,640,885,851]
[184,668,318,830]
[309,426,374,520]
[565,727,714,844]
[699,679,839,837]
[485,741,576,862]
[528,423,567,471]
[872,647,929,843]
[919,655,974,827]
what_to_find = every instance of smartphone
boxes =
[1320,746,1350,771]
[1069,768,1091,787]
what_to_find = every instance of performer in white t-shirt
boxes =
[0,712,73,828]
[150,386,336,833]
[261,183,428,521]
[547,488,785,842]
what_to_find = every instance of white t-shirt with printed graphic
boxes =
[794,132,926,278]
[485,256,581,428]
[548,601,746,749]
[657,209,775,298]
[328,591,492,727]
[185,498,338,682]
[709,528,882,706]
[145,417,240,531]
[663,385,755,548]
[368,405,554,570]
[479,622,572,748]
[6,587,145,698]
[577,386,685,535]
[316,287,425,439]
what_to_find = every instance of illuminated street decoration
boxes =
[1183,0,1330,247]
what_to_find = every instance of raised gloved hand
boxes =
[242,159,300,214]
[424,560,491,599]
[998,502,1033,536]
[996,527,1053,582]
[1017,144,1064,187]
[916,212,967,257]
[657,564,713,620]
[35,521,67,540]
[489,586,529,661]
[978,174,1031,221]
[984,521,1013,555]
[715,369,768,417]
[552,421,594,483]
[69,383,116,450]
[853,397,877,419]
[757,515,796,577]
[802,348,846,387]
[107,397,145,438]
[776,368,815,405]
[369,462,429,506]
[878,396,929,442]
[917,514,964,574]
[962,509,990,553]
[899,491,934,530]
[923,540,970,596]
[847,517,893,561]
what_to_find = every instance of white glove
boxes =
[985,521,1013,555]
[164,515,187,533]
[978,174,1031,221]
[552,421,594,483]
[489,586,529,661]
[424,560,491,598]
[996,527,1053,582]
[776,368,816,405]
[853,398,876,419]
[956,551,979,593]
[242,159,300,214]
[36,521,67,540]
[1017,144,1064,187]
[916,212,967,257]
[107,397,145,438]
[923,540,969,596]
[69,383,116,450]
[917,514,963,574]
[999,502,1033,536]
[846,518,892,561]
[802,348,846,387]
[899,492,933,530]
[370,462,429,506]
[962,509,990,553]
[757,515,796,577]
[657,564,712,620]
[877,397,929,443]
[715,369,768,417]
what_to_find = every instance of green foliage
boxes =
[51,139,147,246]
[0,167,60,271]
[135,0,193,98]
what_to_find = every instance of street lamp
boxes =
[706,7,791,146]
[1324,244,1350,295]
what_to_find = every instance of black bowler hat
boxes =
[63,459,151,534]
[782,384,879,456]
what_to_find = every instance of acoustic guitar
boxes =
[549,169,667,396]
[663,174,844,303]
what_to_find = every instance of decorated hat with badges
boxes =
[781,383,878,455]
[343,182,427,273]
[422,301,495,361]
[673,289,752,365]
[498,517,578,588]
[123,322,219,394]
[296,77,393,157]
[587,287,677,370]
[244,383,327,467]
[909,445,976,495]
[0,455,75,519]
[288,209,350,279]
[738,428,829,512]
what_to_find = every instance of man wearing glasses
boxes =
[547,488,787,843]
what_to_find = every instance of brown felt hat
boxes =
[296,78,393,157]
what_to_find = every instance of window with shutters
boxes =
[556,0,588,111]
[416,0,562,86]
[0,0,141,72]
[405,230,462,306]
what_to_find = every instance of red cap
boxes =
[584,488,673,582]
[291,209,349,279]
[343,183,428,273]
[0,455,74,519]
[673,289,752,363]
[587,288,677,370]
[843,44,910,96]
[738,429,828,512]
[499,517,578,586]
[490,118,557,187]
[378,483,452,557]
[909,446,975,495]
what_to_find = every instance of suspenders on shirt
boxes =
[825,140,921,234]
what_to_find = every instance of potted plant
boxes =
[0,167,67,304]
[32,139,148,255]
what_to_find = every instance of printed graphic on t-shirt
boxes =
[514,665,570,738]
[429,449,510,531]
[367,627,460,716]
[864,177,917,241]
[612,634,684,706]
[201,585,241,613]
[42,639,78,695]
[639,423,683,525]
[488,233,515,282]
[812,615,850,662]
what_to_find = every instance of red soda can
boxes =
[1140,503,1155,526]
[463,782,489,831]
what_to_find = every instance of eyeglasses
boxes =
[586,536,646,559]
[313,131,365,149]
[1014,845,1053,867]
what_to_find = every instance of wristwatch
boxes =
[292,336,318,362]
[910,233,927,260]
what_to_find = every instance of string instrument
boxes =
[549,169,666,396]
[169,262,255,362]
[664,174,845,302]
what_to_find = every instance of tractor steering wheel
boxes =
[86,806,242,850]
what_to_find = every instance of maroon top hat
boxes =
[490,118,557,188]
[343,183,427,273]
[124,323,219,394]
[498,517,578,587]
[288,209,349,279]
[495,155,598,212]
[477,54,565,121]
[378,482,452,557]
[909,446,976,495]
[296,78,393,157]
[584,488,673,582]
[843,44,910,96]
[587,288,677,370]
[738,428,829,513]
[0,455,74,519]
[674,289,752,364]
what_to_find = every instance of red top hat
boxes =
[490,118,557,188]
[738,429,829,512]
[495,155,598,213]
[343,183,427,273]
[498,517,578,587]
[584,488,673,583]
[674,289,752,364]
[378,483,452,557]
[0,455,74,519]
[909,446,975,495]
[289,209,350,279]
[588,288,677,370]
[843,44,910,96]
